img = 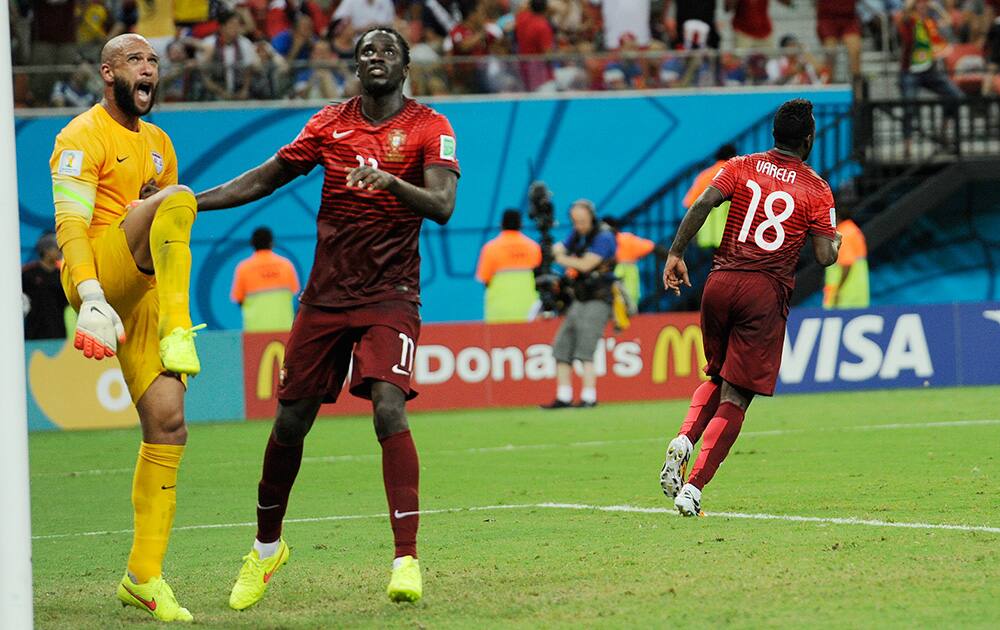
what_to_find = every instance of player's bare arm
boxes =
[812,231,842,267]
[344,164,458,225]
[195,157,300,211]
[662,185,725,294]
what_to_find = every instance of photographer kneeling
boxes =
[542,200,618,409]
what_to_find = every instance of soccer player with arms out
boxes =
[658,99,842,516]
[195,27,459,608]
[50,34,203,621]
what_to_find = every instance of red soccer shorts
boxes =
[700,270,788,396]
[817,16,861,42]
[277,300,421,403]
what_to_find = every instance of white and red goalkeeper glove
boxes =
[74,279,126,359]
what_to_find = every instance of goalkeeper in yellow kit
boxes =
[50,34,201,623]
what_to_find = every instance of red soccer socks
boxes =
[380,430,420,559]
[687,401,746,490]
[679,380,721,444]
[256,432,304,544]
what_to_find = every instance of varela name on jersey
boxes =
[755,159,797,184]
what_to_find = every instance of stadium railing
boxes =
[12,46,846,107]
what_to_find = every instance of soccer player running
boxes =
[658,99,842,516]
[50,34,203,622]
[194,27,460,608]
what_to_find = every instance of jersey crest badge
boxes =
[58,150,83,176]
[439,135,457,161]
[385,129,407,162]
[151,151,164,174]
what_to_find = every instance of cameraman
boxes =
[542,200,618,409]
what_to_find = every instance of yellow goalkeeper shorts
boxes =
[61,216,172,404]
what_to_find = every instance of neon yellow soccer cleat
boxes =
[387,556,422,603]
[159,324,206,375]
[229,539,290,611]
[117,574,193,622]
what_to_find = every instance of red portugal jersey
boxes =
[709,149,837,292]
[276,97,460,308]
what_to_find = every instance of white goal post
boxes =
[0,8,36,629]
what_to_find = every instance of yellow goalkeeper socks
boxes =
[149,190,197,338]
[127,442,185,583]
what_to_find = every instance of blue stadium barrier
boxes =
[17,87,851,325]
[777,302,1000,394]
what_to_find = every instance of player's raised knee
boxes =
[158,185,196,209]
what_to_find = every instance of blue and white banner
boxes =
[777,303,1000,394]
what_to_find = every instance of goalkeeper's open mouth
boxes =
[135,81,154,109]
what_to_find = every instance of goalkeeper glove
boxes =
[74,279,126,360]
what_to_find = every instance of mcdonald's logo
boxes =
[651,325,708,384]
[256,341,286,400]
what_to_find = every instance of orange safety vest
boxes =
[231,250,300,332]
[476,230,543,322]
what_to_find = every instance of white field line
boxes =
[31,418,1000,479]
[31,501,1000,541]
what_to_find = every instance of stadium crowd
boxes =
[9,0,1000,106]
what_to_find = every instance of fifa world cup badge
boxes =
[386,129,407,162]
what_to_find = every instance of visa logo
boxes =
[780,314,934,384]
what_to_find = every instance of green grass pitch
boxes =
[29,386,1000,628]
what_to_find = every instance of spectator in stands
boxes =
[666,0,721,50]
[984,11,1000,93]
[273,10,317,96]
[199,9,261,101]
[475,209,543,323]
[725,0,791,50]
[50,61,100,108]
[333,0,396,40]
[300,39,343,98]
[406,20,450,95]
[602,63,630,89]
[77,0,110,62]
[22,233,68,340]
[29,0,79,103]
[447,0,506,92]
[899,0,964,150]
[174,0,210,30]
[160,39,204,102]
[823,207,870,309]
[231,227,300,333]
[10,0,31,66]
[600,0,652,50]
[133,0,176,58]
[549,0,595,45]
[817,0,863,83]
[767,34,825,84]
[684,143,737,251]
[541,200,617,409]
[408,0,476,38]
[253,36,292,99]
[515,0,555,91]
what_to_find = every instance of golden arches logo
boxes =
[256,341,286,400]
[651,325,708,383]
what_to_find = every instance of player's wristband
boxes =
[77,278,106,302]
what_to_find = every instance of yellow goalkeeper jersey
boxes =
[50,104,178,285]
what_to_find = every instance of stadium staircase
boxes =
[792,97,1000,303]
